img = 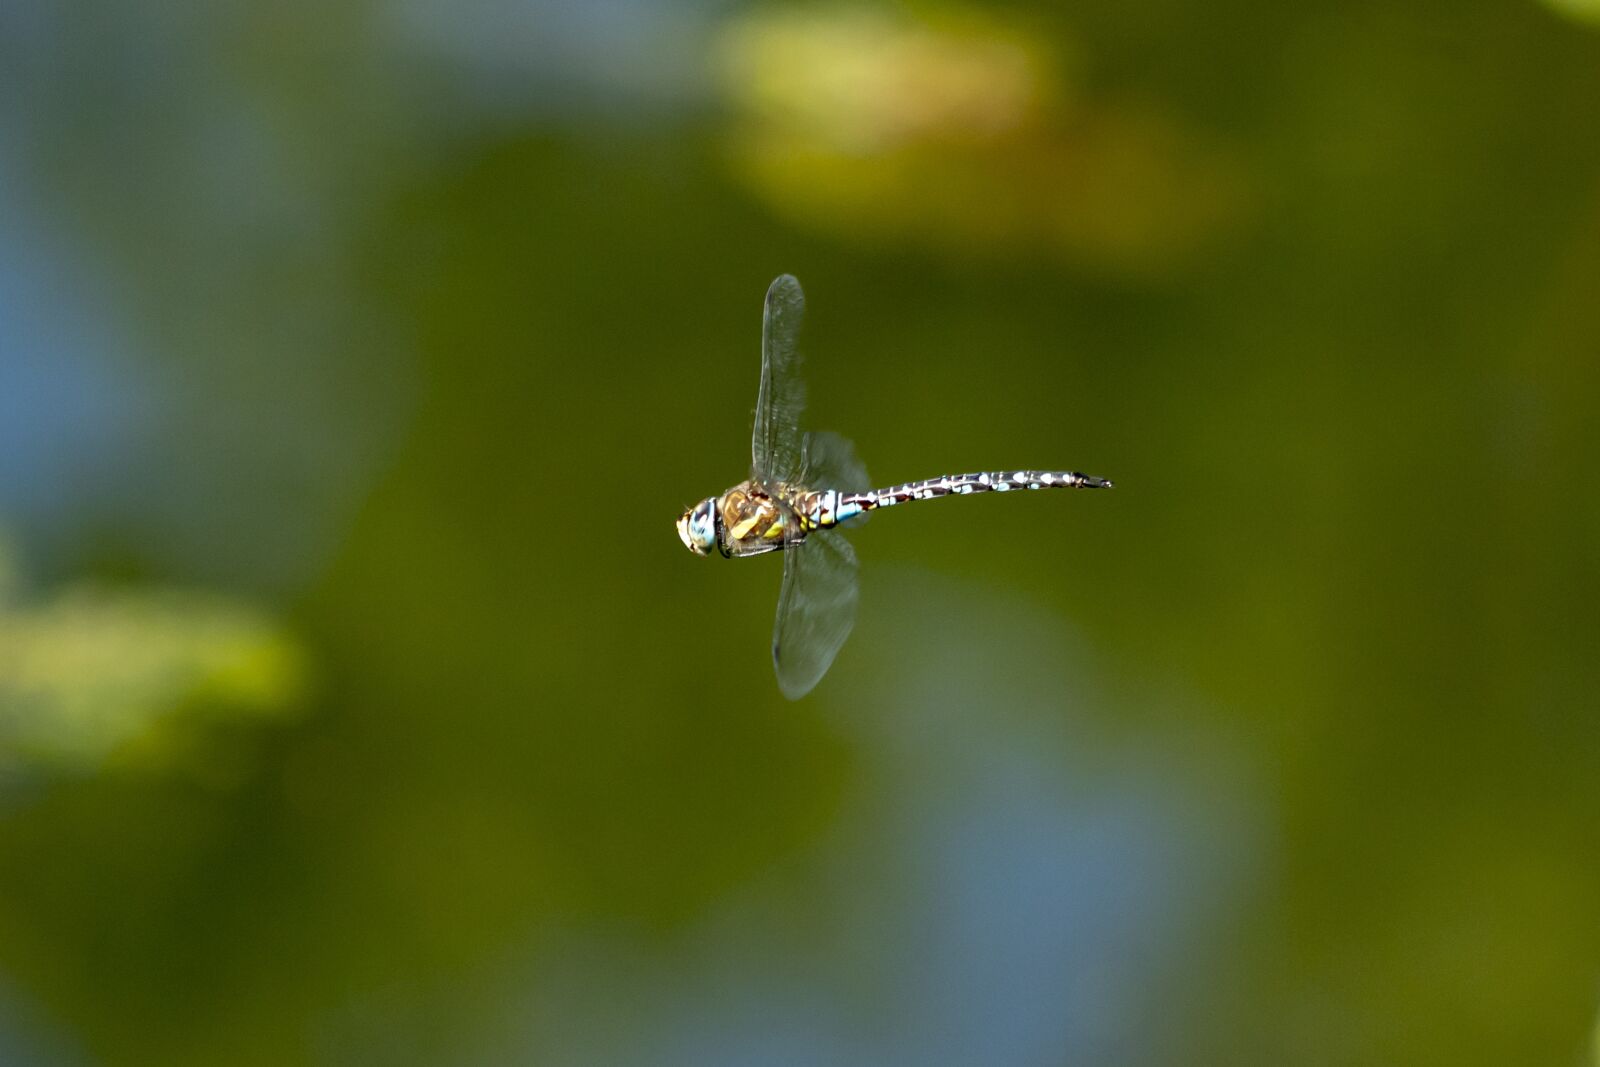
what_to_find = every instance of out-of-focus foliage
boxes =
[1,0,1598,1065]
[1544,0,1600,27]
[719,2,1243,274]
[0,536,305,779]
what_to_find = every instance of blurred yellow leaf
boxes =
[1542,0,1600,26]
[0,542,307,777]
[717,1,1245,274]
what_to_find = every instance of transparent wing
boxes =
[772,528,859,700]
[802,431,871,492]
[752,274,807,484]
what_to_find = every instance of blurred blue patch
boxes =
[0,169,151,561]
[384,0,717,123]
[0,973,86,1067]
[409,574,1263,1067]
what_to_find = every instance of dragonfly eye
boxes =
[677,499,719,556]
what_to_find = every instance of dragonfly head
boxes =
[676,498,721,557]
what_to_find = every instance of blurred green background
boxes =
[2,1,1598,1064]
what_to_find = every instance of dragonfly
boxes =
[676,275,1113,699]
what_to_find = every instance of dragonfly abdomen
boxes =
[827,470,1111,524]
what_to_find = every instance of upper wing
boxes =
[772,526,859,700]
[802,431,871,493]
[752,274,807,484]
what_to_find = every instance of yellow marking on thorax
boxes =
[728,504,787,543]
[719,484,797,549]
